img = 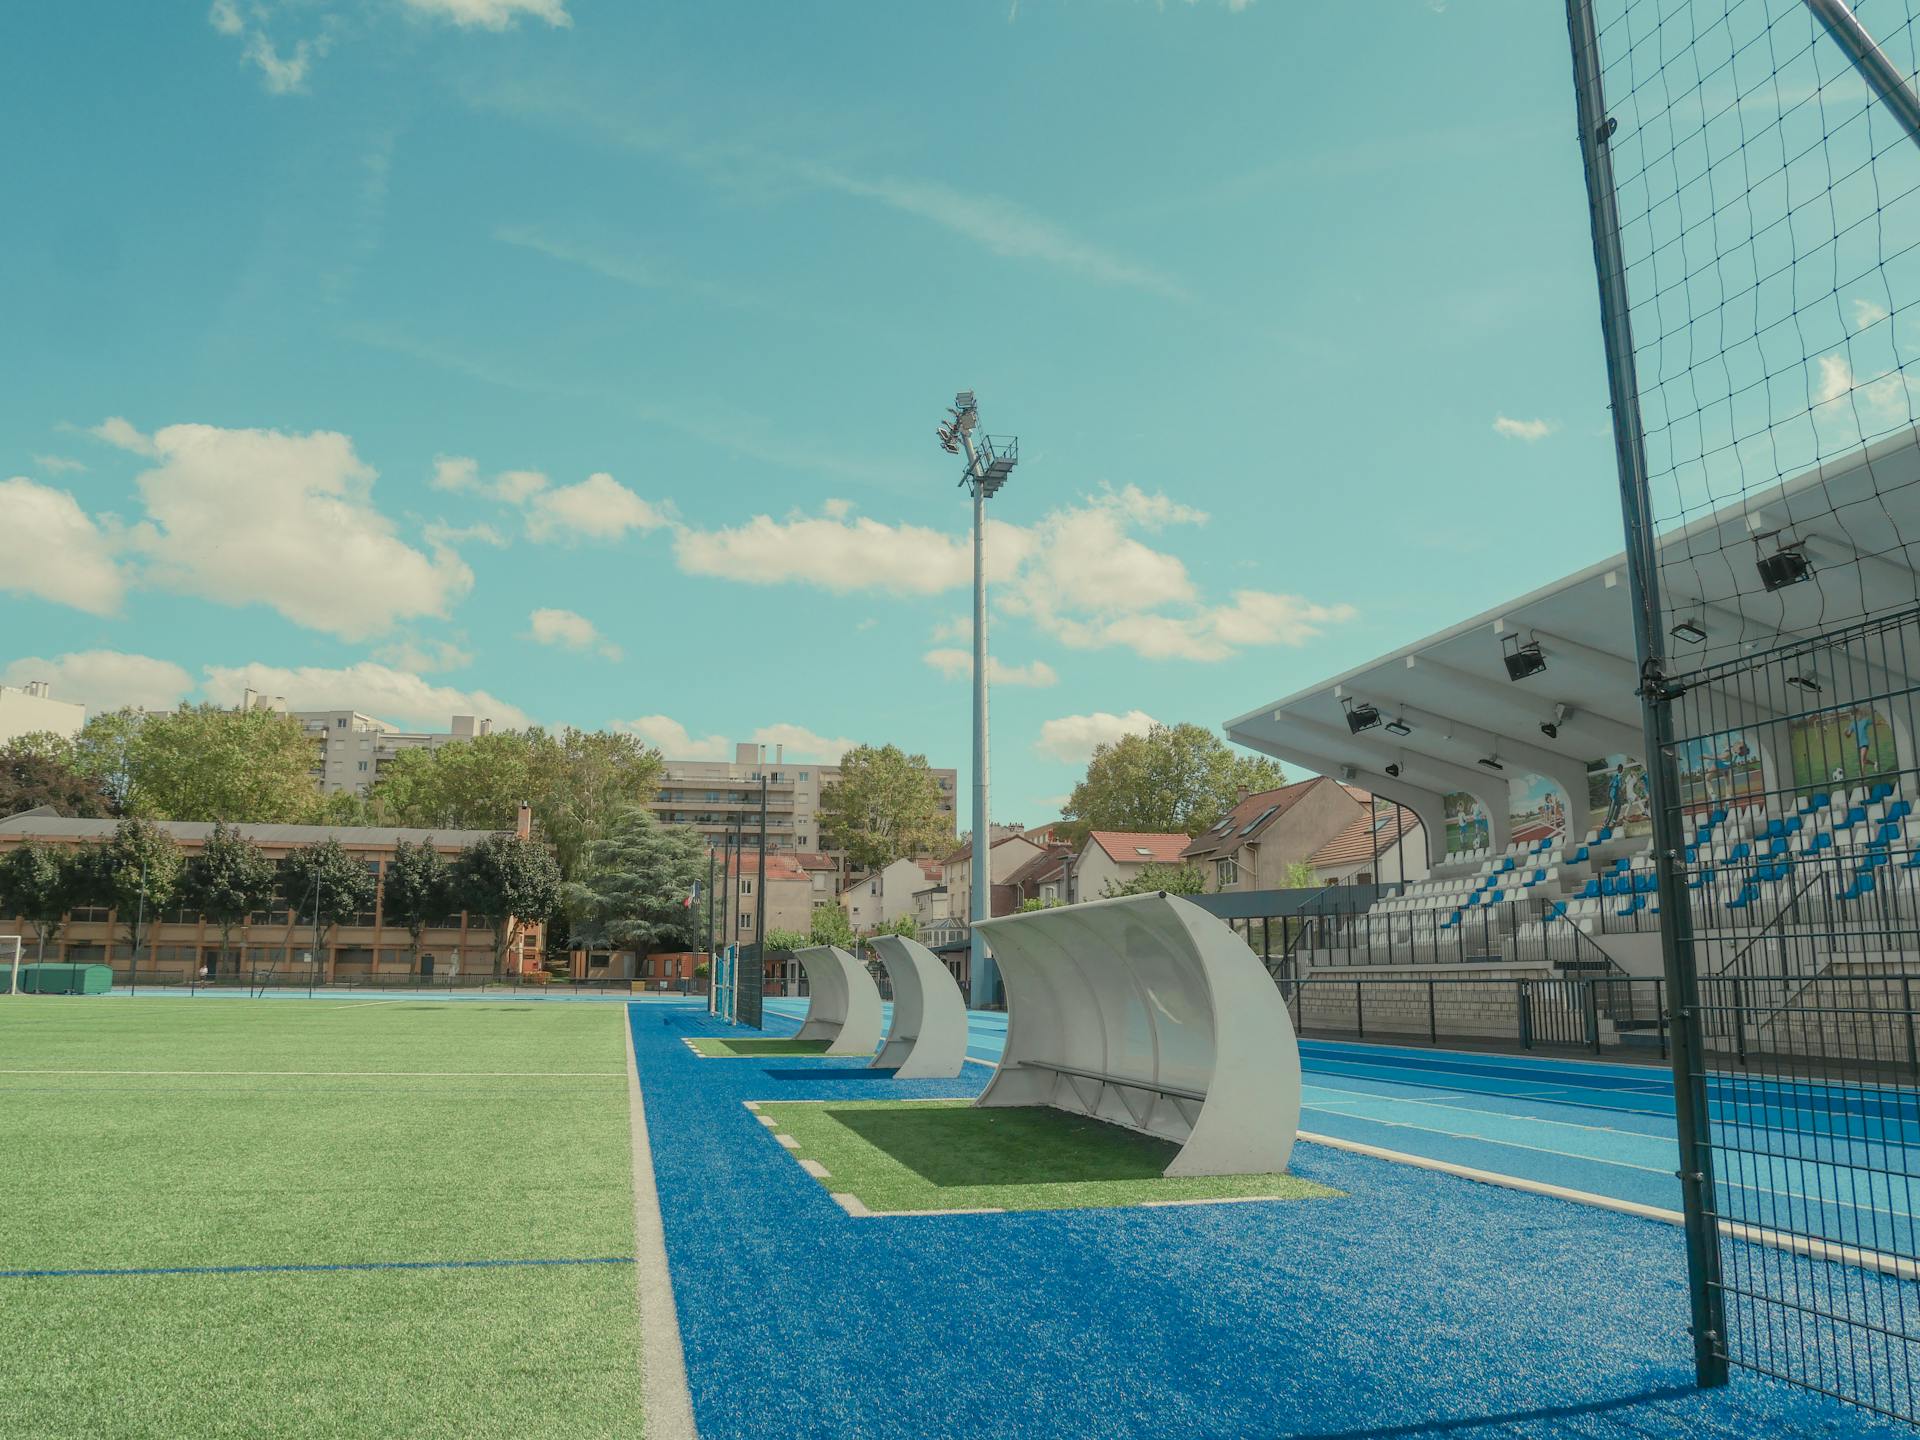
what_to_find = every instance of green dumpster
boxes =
[16,963,113,995]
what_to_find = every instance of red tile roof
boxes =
[714,852,810,882]
[1001,845,1074,893]
[1307,807,1422,870]
[791,852,838,871]
[1180,778,1336,861]
[1085,831,1190,865]
[942,831,1041,865]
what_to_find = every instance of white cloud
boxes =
[402,0,572,28]
[431,454,480,492]
[434,457,666,543]
[201,661,533,730]
[922,649,1058,687]
[32,455,86,475]
[243,32,315,94]
[525,472,668,543]
[91,416,159,457]
[126,422,474,641]
[2,651,193,715]
[208,0,244,37]
[0,477,125,615]
[529,607,621,659]
[1811,352,1919,429]
[613,717,857,763]
[1815,353,1855,405]
[674,510,972,595]
[803,164,1188,300]
[372,638,474,673]
[1492,415,1555,441]
[673,486,1353,662]
[1853,297,1890,331]
[1034,710,1159,765]
[929,615,970,644]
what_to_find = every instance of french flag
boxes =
[682,880,701,910]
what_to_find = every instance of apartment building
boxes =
[0,681,85,745]
[649,742,957,875]
[0,810,545,982]
[292,707,495,796]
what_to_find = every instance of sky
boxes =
[0,0,1633,823]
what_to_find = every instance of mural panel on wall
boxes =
[1675,732,1767,814]
[1443,792,1490,856]
[1508,774,1568,849]
[1789,705,1896,793]
[1585,755,1652,838]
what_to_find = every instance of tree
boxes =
[1282,859,1319,889]
[0,735,114,818]
[451,832,562,978]
[179,821,277,972]
[122,706,322,823]
[561,809,707,958]
[523,728,666,882]
[73,817,185,967]
[1102,860,1208,898]
[808,902,856,950]
[1019,896,1061,913]
[381,839,454,969]
[818,744,950,871]
[763,927,809,954]
[370,732,533,831]
[1062,724,1286,841]
[877,914,917,939]
[282,838,379,970]
[0,840,89,962]
[71,710,140,814]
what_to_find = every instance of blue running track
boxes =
[767,997,1920,1253]
[654,998,1907,1438]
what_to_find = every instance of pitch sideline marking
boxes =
[624,1006,698,1440]
[0,1068,624,1078]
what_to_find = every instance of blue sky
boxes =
[0,0,1630,822]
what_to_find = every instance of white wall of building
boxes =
[0,683,85,746]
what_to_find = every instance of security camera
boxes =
[1385,763,1401,778]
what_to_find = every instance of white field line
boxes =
[0,1068,624,1078]
[624,1007,697,1440]
[1304,1080,1665,1140]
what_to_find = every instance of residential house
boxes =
[1306,804,1429,887]
[839,856,942,933]
[1074,831,1192,898]
[941,829,1048,925]
[1180,778,1369,893]
[1001,845,1075,908]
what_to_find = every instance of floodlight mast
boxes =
[942,391,1018,1009]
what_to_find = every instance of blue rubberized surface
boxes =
[767,997,1920,1250]
[644,998,1905,1438]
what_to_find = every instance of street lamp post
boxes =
[936,391,1019,1009]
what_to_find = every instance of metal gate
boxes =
[1569,0,1920,1418]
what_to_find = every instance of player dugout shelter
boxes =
[1224,432,1920,861]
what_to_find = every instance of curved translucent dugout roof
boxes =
[790,945,884,1057]
[866,934,968,1079]
[974,892,1301,1177]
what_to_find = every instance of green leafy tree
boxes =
[74,817,185,967]
[1282,859,1320,889]
[878,914,917,938]
[0,839,90,962]
[0,735,115,818]
[818,744,949,871]
[1102,860,1208,898]
[808,902,856,950]
[1019,896,1061,913]
[524,728,666,882]
[179,821,276,971]
[1063,723,1286,842]
[763,926,809,954]
[282,838,379,969]
[451,832,562,978]
[123,706,321,823]
[370,732,533,831]
[381,839,454,970]
[561,809,707,957]
[71,710,141,814]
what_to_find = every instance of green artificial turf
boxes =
[757,1099,1342,1213]
[687,1036,834,1058]
[0,997,646,1439]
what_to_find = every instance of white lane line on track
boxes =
[1304,1081,1669,1141]
[1299,1102,1675,1176]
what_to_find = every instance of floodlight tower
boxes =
[937,391,1019,1009]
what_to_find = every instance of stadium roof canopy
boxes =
[1224,429,1920,863]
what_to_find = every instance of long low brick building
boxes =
[0,810,545,984]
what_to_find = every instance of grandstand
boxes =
[1226,431,1920,1063]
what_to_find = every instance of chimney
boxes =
[1236,785,1250,804]
[481,718,492,737]
[243,687,257,711]
[776,743,784,765]
[516,801,532,840]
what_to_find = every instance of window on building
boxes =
[356,760,369,772]
[869,882,878,895]
[798,771,809,780]
[738,878,753,896]
[1216,856,1239,887]
[336,717,347,728]
[738,912,753,932]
